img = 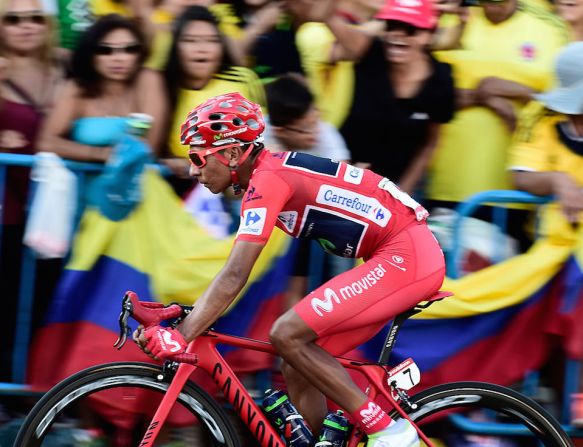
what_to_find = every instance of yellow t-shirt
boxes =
[90,0,129,16]
[510,101,583,234]
[427,3,568,203]
[295,22,355,129]
[168,67,266,157]
[210,3,243,40]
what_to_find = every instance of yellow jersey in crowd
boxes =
[168,67,266,157]
[510,101,583,235]
[427,3,568,203]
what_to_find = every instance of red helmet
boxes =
[180,92,265,147]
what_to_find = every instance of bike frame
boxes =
[138,329,434,447]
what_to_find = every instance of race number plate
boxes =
[387,358,421,390]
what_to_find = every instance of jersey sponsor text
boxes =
[316,185,391,227]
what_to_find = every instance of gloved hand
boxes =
[143,325,188,360]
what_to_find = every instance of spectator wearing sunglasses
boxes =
[305,0,455,196]
[0,0,64,382]
[38,14,168,161]
[160,6,265,195]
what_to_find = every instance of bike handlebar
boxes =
[126,291,185,326]
[114,290,196,364]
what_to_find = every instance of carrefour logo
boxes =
[316,185,391,227]
[237,207,266,236]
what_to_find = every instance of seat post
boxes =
[377,308,421,366]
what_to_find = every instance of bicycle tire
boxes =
[13,362,241,447]
[387,381,573,447]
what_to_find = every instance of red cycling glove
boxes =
[144,326,188,359]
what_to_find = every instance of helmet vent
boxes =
[247,119,260,129]
[233,117,244,126]
[219,101,232,108]
[210,123,228,131]
[209,113,224,120]
[236,106,249,113]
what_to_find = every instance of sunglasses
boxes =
[385,20,421,36]
[188,146,231,168]
[94,43,142,56]
[2,12,46,26]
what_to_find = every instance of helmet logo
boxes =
[214,134,222,140]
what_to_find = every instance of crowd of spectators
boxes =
[2,0,583,440]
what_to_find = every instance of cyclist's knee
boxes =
[269,311,314,355]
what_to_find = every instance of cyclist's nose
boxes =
[189,164,201,177]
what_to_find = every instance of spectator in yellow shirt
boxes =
[511,42,583,226]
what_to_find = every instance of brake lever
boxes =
[113,293,134,349]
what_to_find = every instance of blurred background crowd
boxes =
[2,0,583,445]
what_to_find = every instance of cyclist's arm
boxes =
[177,240,265,342]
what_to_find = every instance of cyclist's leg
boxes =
[270,224,445,431]
[281,320,389,432]
[281,360,327,432]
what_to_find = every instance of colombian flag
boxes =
[28,171,294,389]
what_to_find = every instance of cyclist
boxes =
[134,92,445,447]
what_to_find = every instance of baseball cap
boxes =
[375,0,437,30]
[535,42,583,115]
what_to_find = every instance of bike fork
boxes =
[138,362,197,447]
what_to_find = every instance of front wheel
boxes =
[388,381,573,447]
[13,362,241,447]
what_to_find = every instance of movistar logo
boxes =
[214,134,222,140]
[311,288,341,316]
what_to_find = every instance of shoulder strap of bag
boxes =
[3,80,42,112]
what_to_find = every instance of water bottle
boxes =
[262,389,314,447]
[126,113,153,138]
[315,410,350,447]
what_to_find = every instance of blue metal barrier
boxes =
[0,153,169,392]
[448,190,552,279]
[447,190,583,436]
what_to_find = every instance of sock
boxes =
[351,399,393,435]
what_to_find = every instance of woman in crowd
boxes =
[161,5,265,190]
[38,13,168,160]
[0,0,63,381]
[556,0,583,40]
[307,0,455,195]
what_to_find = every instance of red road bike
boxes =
[14,291,573,446]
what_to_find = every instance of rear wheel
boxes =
[387,381,572,447]
[14,362,241,447]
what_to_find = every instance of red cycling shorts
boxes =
[294,223,445,356]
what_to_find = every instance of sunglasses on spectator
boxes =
[94,44,142,56]
[385,20,421,36]
[2,12,46,26]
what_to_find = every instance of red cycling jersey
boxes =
[236,150,428,259]
[236,150,445,355]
